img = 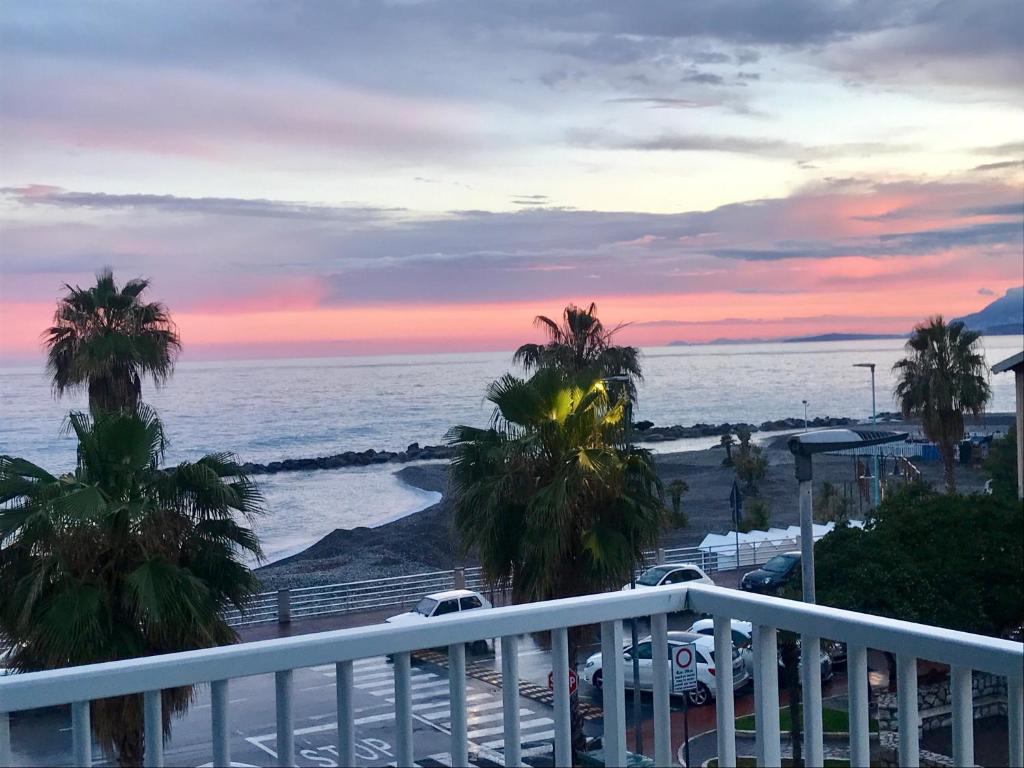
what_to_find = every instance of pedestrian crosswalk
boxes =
[312,656,557,767]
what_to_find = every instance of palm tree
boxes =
[448,368,666,751]
[513,302,642,399]
[45,268,181,413]
[0,406,263,766]
[893,317,991,492]
[667,479,689,528]
[719,433,736,466]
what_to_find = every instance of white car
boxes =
[687,618,833,682]
[385,589,492,625]
[623,563,714,592]
[580,631,749,706]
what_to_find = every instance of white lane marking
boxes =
[422,699,505,721]
[467,716,553,740]
[396,682,453,701]
[521,744,555,757]
[415,693,491,718]
[193,696,247,710]
[356,674,440,692]
[422,753,453,767]
[462,708,533,727]
[480,729,555,749]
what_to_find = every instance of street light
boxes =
[787,428,908,604]
[802,399,809,431]
[601,375,644,757]
[787,426,906,764]
[853,363,881,506]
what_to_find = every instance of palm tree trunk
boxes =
[940,441,957,493]
[568,627,587,754]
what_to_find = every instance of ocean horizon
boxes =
[3,336,1021,561]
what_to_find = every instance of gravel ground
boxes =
[255,417,1002,590]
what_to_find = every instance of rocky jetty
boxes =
[633,415,856,442]
[239,415,860,474]
[239,442,454,475]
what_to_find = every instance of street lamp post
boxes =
[802,400,809,431]
[602,375,643,757]
[853,363,881,506]
[787,428,907,765]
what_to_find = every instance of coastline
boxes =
[255,413,1012,590]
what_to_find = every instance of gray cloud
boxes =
[711,221,1023,261]
[569,130,914,159]
[972,161,1022,172]
[974,142,1024,156]
[978,287,995,296]
[957,203,1024,218]
[4,178,1020,307]
[1,186,406,221]
[606,96,704,109]
[680,69,725,86]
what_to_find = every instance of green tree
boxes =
[814,480,853,525]
[984,425,1019,501]
[814,484,1023,638]
[0,407,263,766]
[448,369,667,751]
[45,268,181,414]
[512,302,642,399]
[738,497,771,532]
[734,426,768,492]
[667,479,689,528]
[719,433,736,466]
[892,317,991,493]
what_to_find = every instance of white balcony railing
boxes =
[0,583,1021,768]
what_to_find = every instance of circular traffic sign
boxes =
[674,645,693,669]
[547,668,578,696]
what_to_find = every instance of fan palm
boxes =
[512,302,642,399]
[0,406,263,766]
[45,268,181,413]
[892,317,991,492]
[448,368,666,751]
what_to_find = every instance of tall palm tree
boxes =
[893,317,991,492]
[0,406,263,766]
[448,368,666,751]
[513,302,642,399]
[45,268,181,413]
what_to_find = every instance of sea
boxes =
[2,337,1021,562]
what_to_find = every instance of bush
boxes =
[985,425,1019,501]
[815,484,1024,637]
[738,497,771,532]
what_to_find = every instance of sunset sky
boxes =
[1,1,1022,360]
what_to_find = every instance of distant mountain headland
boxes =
[953,286,1024,336]
[668,286,1023,346]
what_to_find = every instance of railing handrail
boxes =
[2,583,1020,713]
[284,566,483,594]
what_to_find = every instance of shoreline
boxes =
[254,413,1012,590]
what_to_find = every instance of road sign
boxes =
[547,668,578,696]
[672,643,697,693]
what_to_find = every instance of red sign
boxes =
[547,668,578,696]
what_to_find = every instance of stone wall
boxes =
[876,671,1008,735]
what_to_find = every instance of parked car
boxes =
[623,563,713,592]
[739,552,801,594]
[385,589,492,625]
[687,618,833,683]
[686,618,755,679]
[386,589,493,653]
[580,631,749,706]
